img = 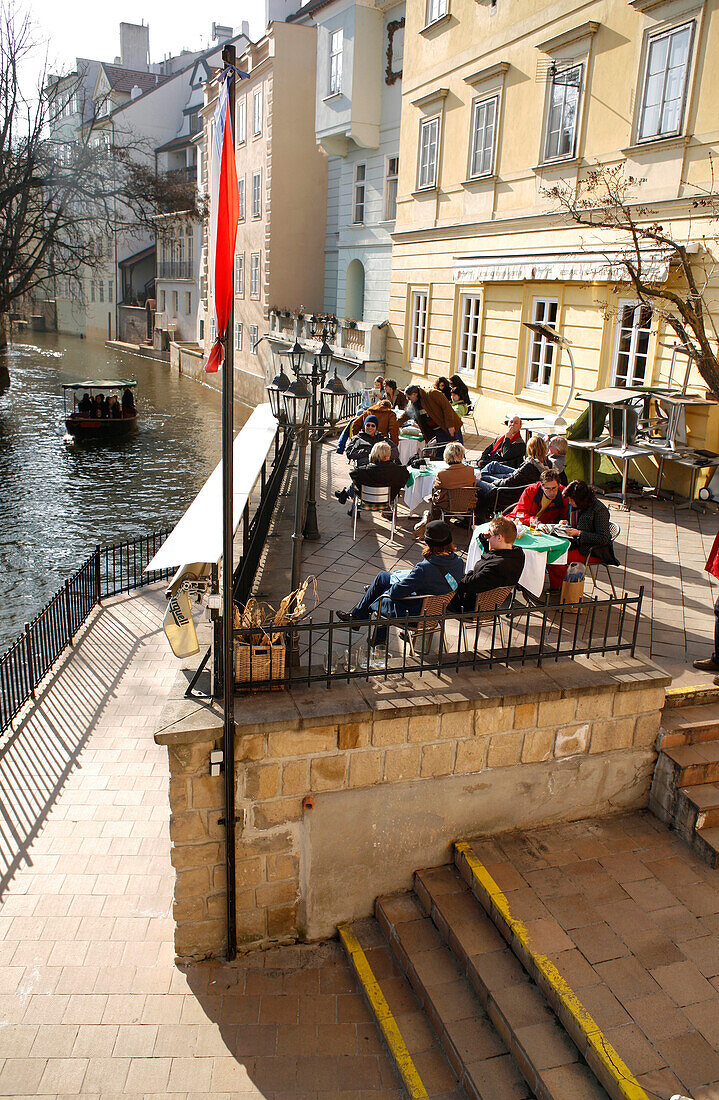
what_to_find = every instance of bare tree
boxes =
[0,5,199,338]
[545,164,719,397]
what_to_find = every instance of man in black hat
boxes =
[336,520,464,640]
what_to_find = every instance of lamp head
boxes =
[523,320,567,347]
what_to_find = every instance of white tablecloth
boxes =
[403,462,448,513]
[466,526,569,598]
[399,436,421,464]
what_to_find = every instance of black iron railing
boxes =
[235,588,644,691]
[233,431,293,608]
[0,532,173,737]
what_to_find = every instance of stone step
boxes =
[661,743,719,787]
[650,754,719,868]
[679,783,719,829]
[339,916,467,1100]
[660,703,719,748]
[664,684,719,710]
[376,886,535,1100]
[413,864,611,1100]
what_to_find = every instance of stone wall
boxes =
[156,659,669,961]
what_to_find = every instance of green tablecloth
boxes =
[475,523,570,565]
[404,460,448,487]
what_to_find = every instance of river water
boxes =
[0,334,251,650]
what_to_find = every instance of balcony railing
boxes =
[157,260,193,280]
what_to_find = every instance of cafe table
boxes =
[399,431,423,465]
[403,460,448,513]
[466,522,571,598]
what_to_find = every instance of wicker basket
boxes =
[234,635,286,691]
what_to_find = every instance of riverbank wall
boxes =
[168,341,268,406]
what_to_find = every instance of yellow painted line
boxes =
[338,923,429,1100]
[455,842,650,1100]
[665,684,719,705]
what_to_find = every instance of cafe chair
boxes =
[379,591,455,657]
[583,520,620,598]
[442,486,478,528]
[352,483,397,544]
[458,585,514,651]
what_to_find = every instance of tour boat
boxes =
[63,380,138,441]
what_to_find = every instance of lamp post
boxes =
[522,321,577,427]
[266,330,353,591]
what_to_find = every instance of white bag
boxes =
[163,589,199,658]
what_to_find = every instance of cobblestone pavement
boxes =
[0,587,404,1098]
[258,437,719,687]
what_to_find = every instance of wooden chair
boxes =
[379,590,455,656]
[458,585,514,651]
[442,486,479,526]
[352,483,397,543]
[584,520,620,598]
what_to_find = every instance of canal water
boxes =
[0,334,251,650]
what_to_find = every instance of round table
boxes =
[399,434,422,464]
[403,461,448,514]
[466,523,570,598]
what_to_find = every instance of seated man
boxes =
[413,441,477,538]
[449,516,525,614]
[509,471,568,527]
[78,391,92,415]
[348,398,400,446]
[345,441,408,514]
[479,416,525,469]
[405,384,463,450]
[336,520,464,641]
[548,435,568,485]
[343,415,384,469]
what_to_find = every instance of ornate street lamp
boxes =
[288,340,306,377]
[320,368,348,427]
[283,375,310,430]
[267,366,290,424]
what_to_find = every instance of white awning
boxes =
[146,402,279,572]
[453,246,671,285]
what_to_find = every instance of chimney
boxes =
[212,23,233,44]
[119,22,150,71]
[264,0,295,26]
[241,20,250,38]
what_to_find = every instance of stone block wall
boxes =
[157,669,668,961]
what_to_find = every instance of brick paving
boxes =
[466,812,719,1099]
[257,435,719,687]
[0,586,403,1098]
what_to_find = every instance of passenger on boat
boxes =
[122,387,136,416]
[109,395,122,419]
[94,394,108,418]
[78,392,92,416]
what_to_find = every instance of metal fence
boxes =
[234,588,644,692]
[0,533,173,737]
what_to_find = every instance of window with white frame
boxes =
[469,95,498,177]
[544,64,582,160]
[108,281,113,303]
[457,294,482,377]
[525,298,559,389]
[186,225,193,264]
[253,87,262,136]
[237,98,246,144]
[185,291,192,314]
[353,164,366,224]
[250,252,260,297]
[172,290,179,314]
[249,324,259,354]
[638,22,694,141]
[235,253,244,296]
[99,281,104,303]
[612,301,653,387]
[426,0,447,25]
[418,115,440,189]
[234,321,243,351]
[409,290,428,364]
[329,29,343,95]
[238,177,245,220]
[384,155,399,220]
[159,290,166,312]
[252,170,262,218]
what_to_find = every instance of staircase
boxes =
[341,843,625,1100]
[650,699,719,867]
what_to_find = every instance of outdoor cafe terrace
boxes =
[250,430,719,690]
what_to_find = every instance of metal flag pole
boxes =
[221,42,237,963]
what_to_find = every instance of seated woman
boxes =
[336,420,399,503]
[509,471,568,527]
[434,377,453,402]
[336,521,464,642]
[108,395,122,419]
[448,375,471,418]
[347,441,409,514]
[473,437,549,523]
[121,387,135,415]
[413,442,477,538]
[547,480,619,590]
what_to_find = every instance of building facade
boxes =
[386,0,719,442]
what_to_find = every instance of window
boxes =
[526,297,559,389]
[544,65,582,160]
[457,294,482,376]
[418,116,440,189]
[384,155,399,220]
[159,290,166,311]
[409,290,428,364]
[639,23,693,141]
[186,226,193,264]
[90,280,95,303]
[98,281,104,303]
[172,290,179,314]
[234,321,243,351]
[612,301,653,387]
[252,170,262,218]
[238,177,245,221]
[253,87,262,136]
[237,98,246,144]
[329,29,343,95]
[469,95,498,177]
[235,253,244,296]
[426,0,447,24]
[210,317,217,342]
[108,281,113,303]
[353,164,366,224]
[185,292,192,314]
[250,324,259,354]
[250,252,260,297]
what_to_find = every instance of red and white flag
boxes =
[205,71,240,373]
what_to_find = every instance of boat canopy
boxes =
[63,380,137,390]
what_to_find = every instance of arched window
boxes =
[345,259,365,321]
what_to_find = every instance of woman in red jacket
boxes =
[694,530,719,673]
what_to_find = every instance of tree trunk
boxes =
[696,353,719,400]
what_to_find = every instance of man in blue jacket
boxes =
[336,520,464,641]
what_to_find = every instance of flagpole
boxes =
[221,42,237,963]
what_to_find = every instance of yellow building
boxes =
[388,0,719,458]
